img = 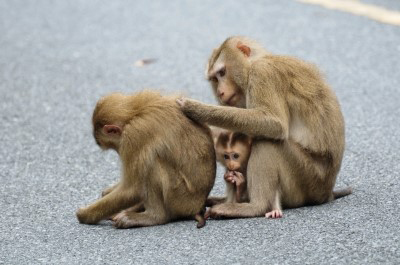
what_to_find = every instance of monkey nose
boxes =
[219,91,224,97]
[228,163,238,171]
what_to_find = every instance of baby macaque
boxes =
[207,129,251,206]
[210,129,283,218]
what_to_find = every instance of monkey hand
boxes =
[224,171,236,184]
[232,171,245,188]
[176,97,207,122]
[232,172,246,202]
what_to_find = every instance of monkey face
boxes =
[207,51,246,108]
[220,141,251,172]
[208,66,244,107]
[223,152,242,171]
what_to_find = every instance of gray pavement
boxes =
[1,0,399,264]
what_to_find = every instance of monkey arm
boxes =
[232,172,247,203]
[179,99,287,140]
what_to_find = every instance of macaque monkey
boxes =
[76,91,216,228]
[177,36,351,219]
[207,129,251,206]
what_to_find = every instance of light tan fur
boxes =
[178,36,351,219]
[76,91,216,228]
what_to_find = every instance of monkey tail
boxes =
[333,187,352,199]
[194,213,206,229]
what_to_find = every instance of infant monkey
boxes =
[210,129,282,218]
[208,129,251,204]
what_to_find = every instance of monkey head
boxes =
[91,93,132,151]
[214,130,252,172]
[205,37,267,108]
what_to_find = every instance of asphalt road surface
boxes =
[1,0,399,264]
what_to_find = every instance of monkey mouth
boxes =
[226,94,236,106]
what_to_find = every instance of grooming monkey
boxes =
[178,36,351,219]
[207,129,251,206]
[76,91,216,228]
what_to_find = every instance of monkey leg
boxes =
[77,188,140,224]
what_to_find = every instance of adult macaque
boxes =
[207,129,251,206]
[77,91,216,228]
[177,36,351,219]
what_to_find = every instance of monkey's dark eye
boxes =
[224,154,229,160]
[233,153,240,159]
[210,76,218,82]
[218,68,226,77]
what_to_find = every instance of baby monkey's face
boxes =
[214,131,252,173]
[221,141,251,172]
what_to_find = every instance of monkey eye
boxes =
[233,153,240,159]
[223,154,229,160]
[210,76,218,82]
[218,68,226,77]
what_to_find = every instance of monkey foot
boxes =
[76,207,97,224]
[204,204,231,219]
[113,211,134,229]
[265,209,283,219]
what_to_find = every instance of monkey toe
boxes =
[265,210,283,219]
[113,213,133,229]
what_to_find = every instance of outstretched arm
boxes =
[177,98,286,140]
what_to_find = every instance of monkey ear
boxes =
[236,42,251,57]
[103,125,122,136]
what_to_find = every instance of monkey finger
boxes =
[176,97,186,107]
[224,175,234,183]
[234,171,244,179]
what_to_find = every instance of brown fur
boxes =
[207,129,251,206]
[77,91,216,228]
[178,36,351,218]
